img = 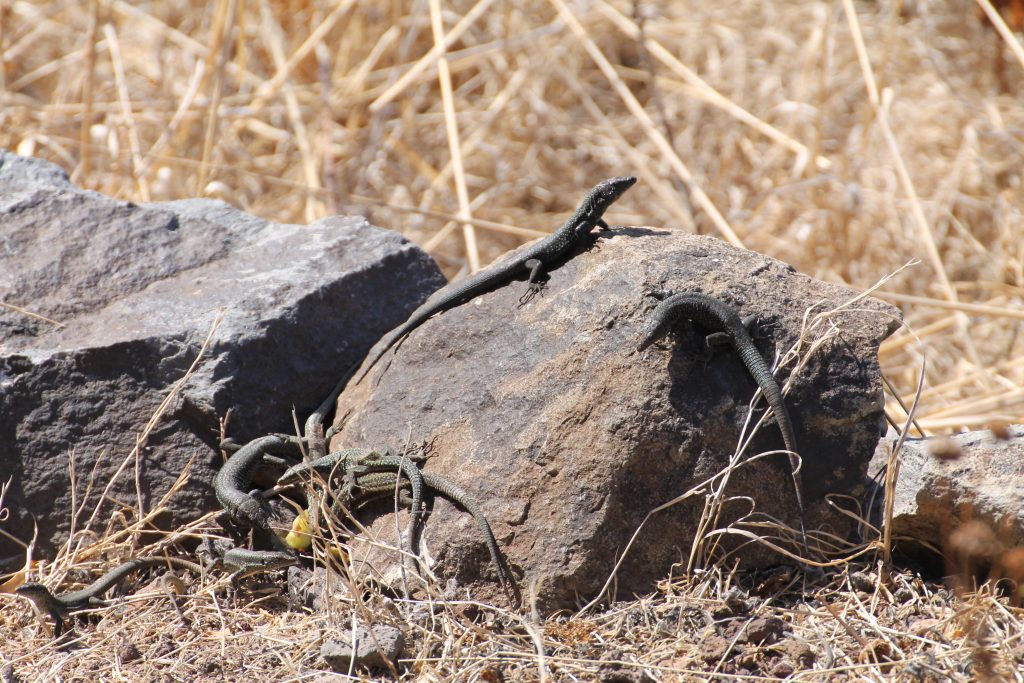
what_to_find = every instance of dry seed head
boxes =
[927,437,963,462]
[984,420,1012,440]
[948,520,1004,561]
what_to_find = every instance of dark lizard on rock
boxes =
[214,434,303,532]
[15,557,202,637]
[636,291,808,548]
[354,175,638,384]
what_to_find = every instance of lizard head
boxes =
[15,582,67,635]
[636,317,672,352]
[15,582,59,610]
[635,287,674,351]
[575,176,637,233]
[592,176,637,207]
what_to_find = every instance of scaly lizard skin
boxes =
[15,557,202,637]
[304,360,359,462]
[214,434,301,531]
[637,291,807,548]
[278,447,425,526]
[351,470,515,597]
[217,548,297,587]
[355,176,638,384]
[221,547,296,574]
[197,536,298,583]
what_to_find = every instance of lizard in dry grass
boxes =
[283,448,517,601]
[15,557,202,637]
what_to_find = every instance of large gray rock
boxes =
[331,229,899,609]
[868,426,1024,553]
[0,150,445,561]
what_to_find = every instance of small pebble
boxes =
[321,624,405,671]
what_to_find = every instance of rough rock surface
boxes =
[867,426,1024,552]
[287,565,348,611]
[332,228,899,610]
[0,150,445,560]
[321,624,405,671]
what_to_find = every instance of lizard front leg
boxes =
[518,258,548,306]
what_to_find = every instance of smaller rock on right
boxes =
[867,425,1024,563]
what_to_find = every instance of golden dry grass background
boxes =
[3,0,1024,431]
[2,0,1024,679]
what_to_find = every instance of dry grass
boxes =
[3,512,1023,681]
[2,0,1024,679]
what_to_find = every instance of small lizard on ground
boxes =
[196,538,298,608]
[220,547,297,581]
[15,557,202,637]
[197,537,297,585]
[340,468,516,600]
[354,176,638,384]
[636,291,807,549]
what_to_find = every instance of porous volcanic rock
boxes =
[331,228,899,610]
[0,150,444,560]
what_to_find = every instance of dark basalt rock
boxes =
[333,227,899,610]
[0,150,445,561]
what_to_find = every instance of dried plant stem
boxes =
[422,187,491,253]
[197,0,236,192]
[75,0,98,183]
[371,0,497,112]
[566,74,697,232]
[842,0,989,387]
[884,346,925,564]
[102,23,150,201]
[549,0,743,247]
[140,60,206,175]
[875,291,1024,320]
[0,300,63,327]
[252,0,356,106]
[842,1,947,298]
[258,0,324,222]
[598,0,831,172]
[425,69,526,198]
[976,0,1024,73]
[428,0,479,271]
[109,0,261,87]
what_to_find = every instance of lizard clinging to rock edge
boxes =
[354,175,638,385]
[637,290,809,554]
